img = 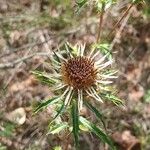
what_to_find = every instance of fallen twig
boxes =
[110,7,133,50]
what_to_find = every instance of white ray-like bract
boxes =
[86,87,103,103]
[77,43,85,56]
[80,44,85,56]
[53,83,67,91]
[96,80,113,84]
[60,87,70,98]
[64,87,74,106]
[91,50,100,60]
[95,53,109,65]
[96,59,113,71]
[90,87,103,103]
[100,74,118,79]
[88,47,96,58]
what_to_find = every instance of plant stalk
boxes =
[97,3,105,43]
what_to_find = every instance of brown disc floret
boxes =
[61,56,97,90]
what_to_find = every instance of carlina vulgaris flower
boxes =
[48,42,117,113]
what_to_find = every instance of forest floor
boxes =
[0,0,150,150]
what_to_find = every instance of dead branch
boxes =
[110,7,133,50]
[108,3,134,37]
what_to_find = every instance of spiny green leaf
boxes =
[51,102,65,124]
[48,122,68,134]
[71,100,79,148]
[84,101,106,129]
[93,43,112,60]
[34,97,60,113]
[79,116,115,150]
[54,103,65,119]
[31,70,58,86]
[101,93,124,106]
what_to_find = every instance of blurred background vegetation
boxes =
[0,0,150,150]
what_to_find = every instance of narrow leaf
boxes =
[84,101,106,130]
[31,70,58,86]
[71,100,79,148]
[48,122,68,134]
[34,97,60,113]
[49,103,65,126]
[55,103,65,118]
[79,116,115,150]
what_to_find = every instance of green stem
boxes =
[71,99,79,149]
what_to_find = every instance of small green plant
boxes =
[0,122,15,137]
[0,122,15,150]
[32,42,123,149]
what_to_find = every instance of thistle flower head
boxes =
[46,43,117,112]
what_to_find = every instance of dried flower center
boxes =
[61,56,97,89]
